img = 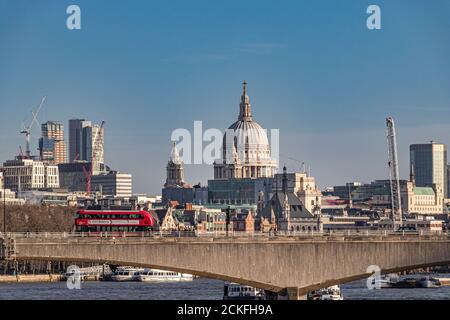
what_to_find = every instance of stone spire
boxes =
[238,81,252,121]
[282,165,288,194]
[170,141,182,165]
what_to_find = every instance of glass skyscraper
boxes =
[410,142,448,198]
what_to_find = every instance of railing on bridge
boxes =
[1,229,449,240]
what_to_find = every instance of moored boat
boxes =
[223,282,265,300]
[137,269,194,282]
[109,267,143,282]
[390,277,441,289]
[307,285,343,300]
[417,277,441,288]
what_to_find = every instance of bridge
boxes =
[2,232,450,299]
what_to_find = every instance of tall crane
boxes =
[386,117,402,229]
[20,96,46,158]
[82,121,105,195]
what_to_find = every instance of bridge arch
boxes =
[16,255,277,292]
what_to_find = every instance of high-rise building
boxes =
[91,171,132,198]
[85,123,105,170]
[69,119,105,172]
[38,121,67,164]
[410,142,448,198]
[69,119,91,162]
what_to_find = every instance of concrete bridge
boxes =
[2,233,450,299]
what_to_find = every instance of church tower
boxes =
[165,142,186,187]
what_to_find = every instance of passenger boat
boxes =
[389,277,417,288]
[390,277,440,288]
[109,267,144,282]
[223,282,265,300]
[417,277,441,288]
[307,285,344,300]
[136,269,194,282]
[376,274,400,288]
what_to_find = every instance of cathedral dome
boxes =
[222,81,272,164]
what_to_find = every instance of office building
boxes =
[59,162,90,192]
[2,158,59,191]
[208,177,273,206]
[38,121,67,164]
[69,119,104,172]
[91,171,132,198]
[69,119,90,162]
[410,142,448,198]
[331,182,363,200]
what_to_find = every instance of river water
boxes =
[1,275,450,300]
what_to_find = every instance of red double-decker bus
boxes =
[75,207,156,233]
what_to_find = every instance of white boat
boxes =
[223,282,265,300]
[136,269,194,282]
[307,285,343,300]
[378,278,394,288]
[110,267,144,282]
[377,274,400,288]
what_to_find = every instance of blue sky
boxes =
[1,0,450,194]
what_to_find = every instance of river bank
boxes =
[0,274,62,283]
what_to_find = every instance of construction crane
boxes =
[20,96,46,158]
[386,117,402,229]
[82,121,105,195]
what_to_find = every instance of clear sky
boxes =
[1,0,450,194]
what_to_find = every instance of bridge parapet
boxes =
[8,231,450,244]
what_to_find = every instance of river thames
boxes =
[1,276,450,300]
